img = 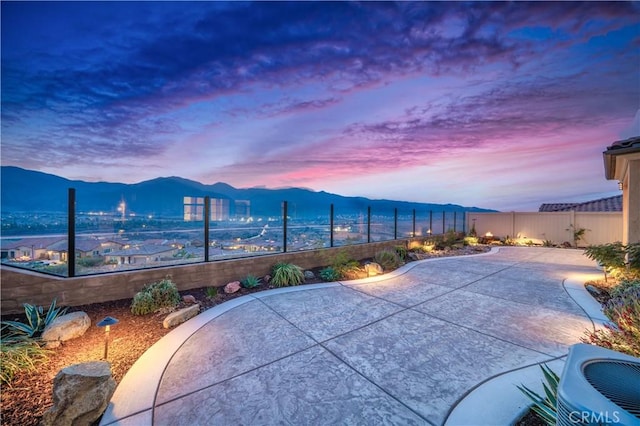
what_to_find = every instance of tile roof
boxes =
[605,135,640,152]
[539,195,622,212]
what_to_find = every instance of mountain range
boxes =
[0,166,495,218]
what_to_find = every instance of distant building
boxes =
[183,196,230,221]
[539,195,622,212]
[234,200,251,218]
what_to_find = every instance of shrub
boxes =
[319,267,341,282]
[324,250,361,279]
[374,249,402,271]
[1,299,67,338]
[131,278,181,315]
[584,242,626,282]
[241,275,260,289]
[394,245,408,261]
[76,257,105,268]
[463,236,479,246]
[582,280,640,357]
[542,240,554,247]
[0,336,50,386]
[270,262,304,287]
[206,286,218,298]
[517,364,559,426]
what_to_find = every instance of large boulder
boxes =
[163,305,200,329]
[364,262,384,276]
[224,281,241,294]
[42,312,91,349]
[41,361,116,426]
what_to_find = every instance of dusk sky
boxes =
[2,1,638,211]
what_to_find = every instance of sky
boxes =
[1,1,639,211]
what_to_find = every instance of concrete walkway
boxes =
[100,247,604,426]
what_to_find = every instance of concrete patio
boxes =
[100,247,605,426]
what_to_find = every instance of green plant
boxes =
[374,249,402,271]
[394,245,408,261]
[567,224,588,248]
[463,236,479,246]
[584,242,626,282]
[1,299,67,338]
[502,235,516,246]
[443,230,460,248]
[76,257,105,268]
[517,364,559,426]
[324,250,361,279]
[206,286,218,298]
[130,278,181,315]
[542,240,554,247]
[270,262,304,287]
[0,336,50,386]
[582,282,640,357]
[319,266,341,282]
[241,275,260,289]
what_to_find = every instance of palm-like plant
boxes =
[517,364,559,426]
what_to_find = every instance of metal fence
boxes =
[1,188,467,277]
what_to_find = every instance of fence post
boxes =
[68,188,76,278]
[453,211,457,232]
[412,209,416,237]
[429,210,433,235]
[442,211,446,234]
[394,208,398,240]
[330,203,334,248]
[204,196,210,262]
[283,201,288,253]
[367,206,371,243]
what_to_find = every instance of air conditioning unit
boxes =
[556,344,640,426]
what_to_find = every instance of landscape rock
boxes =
[365,262,384,276]
[163,305,200,329]
[304,270,315,280]
[42,311,91,349]
[224,281,242,294]
[41,361,116,426]
[182,294,197,304]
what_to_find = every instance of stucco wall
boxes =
[1,239,413,314]
[466,211,622,247]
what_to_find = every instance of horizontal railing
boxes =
[0,188,467,278]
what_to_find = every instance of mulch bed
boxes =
[1,246,490,426]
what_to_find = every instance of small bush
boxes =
[394,245,408,261]
[131,278,181,315]
[1,299,67,338]
[271,262,304,287]
[324,250,361,279]
[241,275,261,289]
[206,286,218,298]
[463,236,479,246]
[319,267,341,282]
[76,257,105,268]
[374,249,402,271]
[582,280,640,357]
[0,336,50,386]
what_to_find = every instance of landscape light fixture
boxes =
[97,316,119,360]
[618,181,623,190]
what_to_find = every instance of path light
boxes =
[485,232,493,238]
[97,316,119,360]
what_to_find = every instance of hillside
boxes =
[0,166,496,217]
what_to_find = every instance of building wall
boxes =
[467,211,622,246]
[1,239,413,314]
